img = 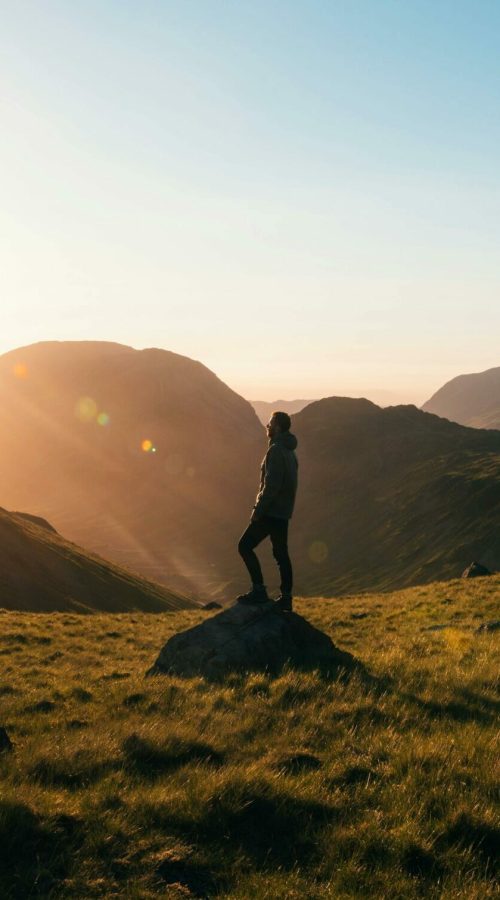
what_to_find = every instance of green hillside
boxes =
[0,507,194,612]
[291,398,500,596]
[0,576,498,898]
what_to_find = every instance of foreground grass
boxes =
[0,576,499,899]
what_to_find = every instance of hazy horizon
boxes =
[2,2,499,401]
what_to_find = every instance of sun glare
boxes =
[308,540,328,563]
[75,396,98,422]
[141,439,155,453]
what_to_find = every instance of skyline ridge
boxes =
[3,338,499,410]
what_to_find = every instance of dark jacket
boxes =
[253,431,298,520]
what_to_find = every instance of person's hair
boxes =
[272,411,291,432]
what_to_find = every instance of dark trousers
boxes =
[238,515,293,595]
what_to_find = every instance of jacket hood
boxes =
[272,431,298,451]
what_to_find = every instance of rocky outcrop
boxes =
[147,601,356,679]
[462,561,491,578]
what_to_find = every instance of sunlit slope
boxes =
[0,341,263,598]
[0,507,194,612]
[422,366,500,429]
[292,398,500,595]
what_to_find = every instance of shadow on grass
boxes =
[456,687,500,716]
[155,855,222,898]
[405,693,499,725]
[29,752,117,789]
[0,801,82,898]
[122,734,224,778]
[24,699,57,714]
[274,752,322,775]
[328,765,378,788]
[437,812,500,874]
[401,842,445,879]
[364,675,500,727]
[163,780,342,871]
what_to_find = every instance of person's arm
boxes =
[252,445,284,519]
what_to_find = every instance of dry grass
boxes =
[0,576,499,898]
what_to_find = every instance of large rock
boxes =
[462,561,491,578]
[146,601,356,679]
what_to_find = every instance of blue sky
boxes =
[1,1,499,401]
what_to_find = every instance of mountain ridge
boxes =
[422,366,500,429]
[0,340,264,599]
[291,397,500,595]
[3,341,500,600]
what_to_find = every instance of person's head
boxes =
[266,410,291,439]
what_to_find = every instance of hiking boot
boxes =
[236,585,269,605]
[274,594,293,612]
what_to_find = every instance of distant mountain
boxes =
[0,342,264,599]
[251,399,314,425]
[0,507,194,612]
[251,389,426,425]
[4,343,500,602]
[291,398,500,596]
[422,367,500,429]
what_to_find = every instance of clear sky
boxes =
[1,1,499,404]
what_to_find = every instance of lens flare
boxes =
[308,540,328,564]
[13,363,28,379]
[141,439,154,452]
[75,397,98,422]
[97,412,110,426]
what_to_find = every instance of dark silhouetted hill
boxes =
[251,390,425,424]
[291,398,500,595]
[422,367,500,429]
[0,507,194,612]
[0,342,263,599]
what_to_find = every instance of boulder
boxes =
[146,601,356,679]
[201,601,223,610]
[462,561,491,578]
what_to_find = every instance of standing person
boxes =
[237,411,298,612]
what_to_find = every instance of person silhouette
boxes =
[237,410,298,612]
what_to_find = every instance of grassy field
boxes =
[1,576,499,899]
